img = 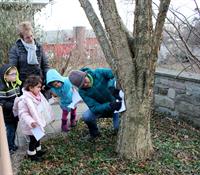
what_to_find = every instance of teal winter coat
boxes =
[78,67,116,116]
[46,69,73,111]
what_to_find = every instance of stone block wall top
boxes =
[154,68,200,128]
[155,68,200,83]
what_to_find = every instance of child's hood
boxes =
[0,64,21,88]
[46,69,65,86]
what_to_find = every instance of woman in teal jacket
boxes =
[46,69,77,132]
[69,67,122,140]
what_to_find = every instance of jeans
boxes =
[82,109,119,137]
[5,122,18,150]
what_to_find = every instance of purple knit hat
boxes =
[69,70,87,88]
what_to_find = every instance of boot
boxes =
[36,145,46,157]
[70,115,77,127]
[61,119,70,132]
[28,154,42,161]
[27,150,41,161]
[82,132,101,142]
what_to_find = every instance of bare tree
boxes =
[78,0,171,160]
[155,1,200,73]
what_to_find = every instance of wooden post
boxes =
[0,106,13,175]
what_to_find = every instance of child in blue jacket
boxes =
[46,69,77,132]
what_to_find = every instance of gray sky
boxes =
[35,0,200,31]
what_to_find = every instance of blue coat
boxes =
[46,69,73,111]
[78,67,116,116]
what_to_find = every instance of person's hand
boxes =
[110,101,122,111]
[109,87,122,101]
[31,122,37,128]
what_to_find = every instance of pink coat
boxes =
[13,90,55,135]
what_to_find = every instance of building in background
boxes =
[43,26,106,68]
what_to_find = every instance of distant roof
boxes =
[42,29,96,44]
[43,43,76,58]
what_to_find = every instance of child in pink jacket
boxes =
[13,75,54,161]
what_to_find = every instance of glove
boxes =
[109,87,122,101]
[109,101,122,111]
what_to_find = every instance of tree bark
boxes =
[79,0,171,160]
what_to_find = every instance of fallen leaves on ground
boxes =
[18,113,200,175]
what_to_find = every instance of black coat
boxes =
[9,39,49,83]
[0,64,21,123]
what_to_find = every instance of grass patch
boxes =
[18,114,200,175]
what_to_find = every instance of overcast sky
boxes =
[35,0,200,31]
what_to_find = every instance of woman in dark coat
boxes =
[9,21,49,84]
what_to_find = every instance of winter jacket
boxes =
[46,69,73,111]
[9,39,49,83]
[78,67,116,116]
[13,89,54,135]
[0,64,21,123]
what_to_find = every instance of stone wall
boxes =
[154,68,200,128]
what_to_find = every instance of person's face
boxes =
[23,31,34,44]
[29,83,42,96]
[4,68,17,82]
[82,76,91,89]
[51,81,62,88]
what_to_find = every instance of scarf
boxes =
[21,39,39,65]
[29,91,41,101]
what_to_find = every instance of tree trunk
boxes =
[117,98,153,159]
[79,0,171,160]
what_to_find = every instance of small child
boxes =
[46,69,77,132]
[13,75,54,161]
[0,64,21,154]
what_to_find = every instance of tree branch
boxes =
[97,0,135,88]
[78,0,115,68]
[166,17,200,69]
[147,0,171,96]
[153,0,171,55]
[194,0,200,16]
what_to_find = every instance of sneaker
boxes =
[12,145,18,151]
[9,149,15,155]
[113,128,119,136]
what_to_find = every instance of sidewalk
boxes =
[15,102,88,147]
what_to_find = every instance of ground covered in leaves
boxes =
[18,114,200,175]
